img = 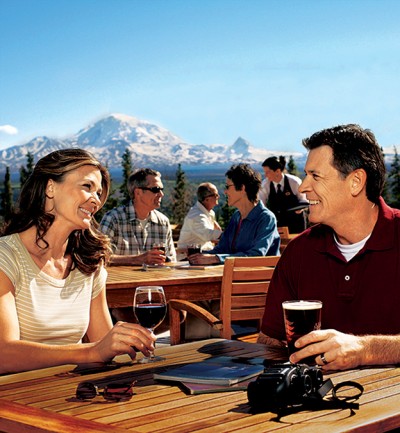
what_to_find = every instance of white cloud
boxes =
[0,125,18,135]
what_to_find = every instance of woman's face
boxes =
[224,178,245,208]
[46,165,103,232]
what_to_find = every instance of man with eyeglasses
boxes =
[177,182,222,252]
[100,168,176,266]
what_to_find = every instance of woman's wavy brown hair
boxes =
[1,148,112,275]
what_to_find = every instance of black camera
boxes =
[247,363,332,412]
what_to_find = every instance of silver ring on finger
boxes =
[320,353,329,365]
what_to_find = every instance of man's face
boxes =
[135,175,164,211]
[202,186,220,210]
[263,166,281,183]
[299,145,353,228]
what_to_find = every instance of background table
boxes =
[1,339,399,433]
[106,265,225,308]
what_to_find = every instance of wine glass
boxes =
[133,286,167,363]
[152,242,166,267]
[153,242,166,254]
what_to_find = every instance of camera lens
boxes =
[310,368,323,388]
[303,374,313,395]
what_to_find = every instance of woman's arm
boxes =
[0,273,155,374]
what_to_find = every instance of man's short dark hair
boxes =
[127,168,161,199]
[225,163,261,203]
[302,124,386,203]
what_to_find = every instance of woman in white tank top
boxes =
[0,149,155,374]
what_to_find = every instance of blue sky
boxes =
[1,0,400,153]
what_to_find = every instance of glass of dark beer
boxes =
[282,300,322,363]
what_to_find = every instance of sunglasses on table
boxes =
[139,186,164,194]
[76,380,136,402]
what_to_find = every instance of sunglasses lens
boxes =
[103,382,134,401]
[76,382,98,400]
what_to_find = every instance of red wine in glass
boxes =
[152,242,166,266]
[133,286,167,363]
[153,242,166,254]
[133,304,167,329]
[187,243,201,256]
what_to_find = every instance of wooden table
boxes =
[106,264,225,308]
[1,339,399,433]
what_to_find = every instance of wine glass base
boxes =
[138,355,166,364]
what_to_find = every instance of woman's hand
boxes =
[91,321,156,362]
[188,253,219,265]
[289,329,365,370]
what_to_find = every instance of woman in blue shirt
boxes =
[189,163,280,265]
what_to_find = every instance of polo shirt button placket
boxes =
[338,273,354,301]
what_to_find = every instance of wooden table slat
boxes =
[0,339,399,433]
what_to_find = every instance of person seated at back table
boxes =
[100,167,176,324]
[258,124,400,371]
[100,168,176,266]
[177,182,222,253]
[189,163,280,265]
[259,155,308,234]
[185,163,280,340]
[0,149,155,374]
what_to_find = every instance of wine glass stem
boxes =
[148,328,155,359]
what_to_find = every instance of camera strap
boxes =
[299,379,364,412]
[331,380,364,405]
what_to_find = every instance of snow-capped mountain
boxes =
[0,113,301,172]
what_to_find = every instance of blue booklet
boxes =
[153,356,264,386]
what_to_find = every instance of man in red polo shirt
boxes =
[259,124,400,371]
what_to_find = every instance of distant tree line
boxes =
[2,148,400,227]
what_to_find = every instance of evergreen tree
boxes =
[119,147,133,203]
[287,155,299,176]
[19,151,35,188]
[389,146,400,208]
[1,166,13,223]
[219,198,235,230]
[171,164,191,224]
[95,168,119,222]
[381,147,391,204]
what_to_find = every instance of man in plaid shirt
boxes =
[100,168,176,265]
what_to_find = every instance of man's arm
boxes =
[191,214,222,242]
[109,251,166,266]
[290,330,400,370]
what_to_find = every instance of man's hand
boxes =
[138,249,166,265]
[289,329,365,370]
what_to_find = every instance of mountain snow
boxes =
[0,113,302,172]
